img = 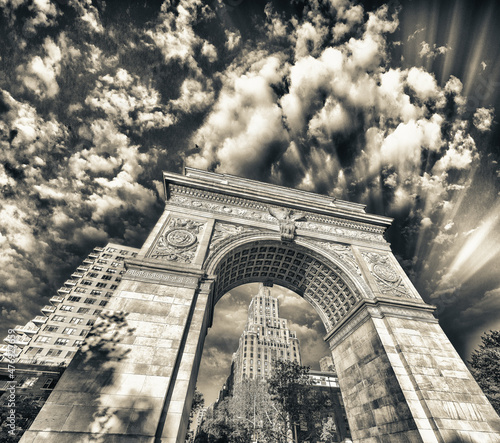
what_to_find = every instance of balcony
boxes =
[50,296,64,305]
[88,253,98,259]
[77,266,89,272]
[4,336,30,347]
[71,272,84,279]
[94,247,104,252]
[57,287,71,295]
[83,259,94,265]
[64,280,77,287]
[41,305,56,315]
[0,344,21,356]
[32,316,48,325]
[13,324,39,335]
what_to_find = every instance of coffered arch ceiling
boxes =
[210,239,365,332]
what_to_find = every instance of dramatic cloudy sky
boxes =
[1,0,500,403]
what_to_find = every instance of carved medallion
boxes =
[361,252,410,298]
[150,218,205,263]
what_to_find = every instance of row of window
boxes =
[58,306,102,315]
[61,299,107,308]
[25,347,77,357]
[106,247,137,256]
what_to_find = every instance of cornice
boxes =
[163,169,393,229]
[167,184,389,244]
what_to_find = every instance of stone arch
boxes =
[21,168,500,443]
[205,234,370,333]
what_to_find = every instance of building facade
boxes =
[1,243,139,367]
[232,284,301,383]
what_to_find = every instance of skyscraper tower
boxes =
[232,284,301,383]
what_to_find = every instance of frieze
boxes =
[168,186,386,244]
[209,222,263,252]
[149,218,205,263]
[124,269,199,288]
[310,241,363,277]
[361,252,413,298]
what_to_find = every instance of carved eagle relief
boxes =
[268,207,306,241]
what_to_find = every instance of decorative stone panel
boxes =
[214,243,362,331]
[310,241,362,277]
[148,217,205,263]
[168,185,386,244]
[361,251,413,298]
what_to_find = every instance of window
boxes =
[21,377,38,388]
[54,338,69,346]
[77,307,90,314]
[66,351,75,358]
[119,250,128,255]
[96,282,107,288]
[90,290,102,296]
[88,273,98,278]
[35,336,50,343]
[70,317,84,325]
[105,292,113,298]
[84,298,96,305]
[110,285,118,290]
[106,268,116,274]
[42,378,56,389]
[102,253,112,258]
[74,340,84,346]
[115,277,121,282]
[68,296,81,302]
[97,259,108,264]
[26,347,43,355]
[107,247,117,252]
[79,330,88,337]
[92,266,103,271]
[82,280,92,286]
[52,315,65,322]
[46,349,62,357]
[131,252,137,257]
[99,300,108,307]
[44,326,58,332]
[93,310,102,316]
[87,319,95,326]
[115,256,124,261]
[74,287,87,293]
[63,328,76,335]
[60,305,74,311]
[111,262,119,267]
[101,275,112,280]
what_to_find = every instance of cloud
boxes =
[473,107,494,132]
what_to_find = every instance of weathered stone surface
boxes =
[21,169,500,443]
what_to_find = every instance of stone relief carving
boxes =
[310,241,363,277]
[150,218,205,263]
[125,269,199,288]
[209,223,262,251]
[168,189,386,244]
[361,252,411,298]
[268,207,306,241]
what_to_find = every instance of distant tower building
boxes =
[1,243,139,366]
[232,284,301,383]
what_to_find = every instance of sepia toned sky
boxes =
[1,0,499,404]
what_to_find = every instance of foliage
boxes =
[0,395,42,442]
[197,360,342,442]
[267,359,314,442]
[185,388,205,442]
[469,330,500,415]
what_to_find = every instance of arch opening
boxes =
[210,239,364,332]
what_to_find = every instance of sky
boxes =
[0,0,500,404]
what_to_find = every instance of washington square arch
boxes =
[21,168,500,443]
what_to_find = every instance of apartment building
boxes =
[1,243,139,366]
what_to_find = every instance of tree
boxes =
[185,388,205,442]
[267,360,314,442]
[469,330,500,415]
